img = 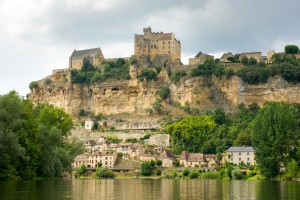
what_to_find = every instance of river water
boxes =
[0,179,299,200]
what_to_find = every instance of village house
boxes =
[92,138,109,153]
[72,151,117,169]
[180,151,218,169]
[139,154,158,162]
[69,48,104,70]
[128,143,144,160]
[239,52,262,62]
[84,119,94,130]
[188,51,214,65]
[220,52,234,62]
[160,149,175,167]
[226,146,255,165]
[117,143,133,159]
[83,139,96,154]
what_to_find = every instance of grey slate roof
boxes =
[71,48,103,60]
[226,146,255,152]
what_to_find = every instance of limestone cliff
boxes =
[28,69,300,118]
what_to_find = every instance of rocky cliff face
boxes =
[28,69,300,118]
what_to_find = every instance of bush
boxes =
[237,66,270,84]
[156,159,162,167]
[138,68,157,81]
[141,162,152,176]
[201,171,220,179]
[77,164,87,177]
[152,98,162,113]
[189,170,199,179]
[155,67,162,74]
[154,169,162,176]
[170,70,187,83]
[246,170,257,178]
[44,78,52,85]
[29,81,38,90]
[182,168,190,177]
[158,86,170,100]
[96,167,114,178]
[231,168,243,180]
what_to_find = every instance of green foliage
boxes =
[71,58,130,84]
[44,78,52,85]
[78,164,87,176]
[155,67,162,74]
[152,98,162,113]
[166,115,217,154]
[225,164,234,179]
[158,86,170,100]
[0,92,83,180]
[285,45,299,55]
[125,138,138,143]
[237,66,270,84]
[170,70,187,83]
[251,102,299,178]
[285,159,299,179]
[191,60,225,77]
[231,168,243,180]
[173,159,180,167]
[154,169,162,176]
[141,162,152,176]
[241,56,249,66]
[182,168,190,176]
[96,167,114,178]
[155,159,162,167]
[29,81,38,90]
[189,170,199,179]
[201,171,220,179]
[105,136,122,144]
[138,68,158,81]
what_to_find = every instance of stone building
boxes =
[220,52,234,62]
[134,27,181,64]
[188,51,214,65]
[226,146,255,165]
[239,52,262,62]
[266,50,276,63]
[69,48,104,70]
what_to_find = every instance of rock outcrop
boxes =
[28,69,300,118]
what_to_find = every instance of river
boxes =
[0,179,299,200]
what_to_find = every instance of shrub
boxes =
[141,162,152,176]
[152,98,162,113]
[156,67,162,74]
[189,170,199,179]
[77,164,87,177]
[44,78,52,85]
[96,167,114,178]
[182,168,190,177]
[158,86,170,100]
[154,169,162,176]
[156,159,162,167]
[231,168,243,180]
[246,170,257,178]
[138,68,157,81]
[201,171,220,179]
[29,81,38,90]
[170,70,187,83]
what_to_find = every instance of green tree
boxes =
[152,98,162,113]
[138,68,157,81]
[182,168,190,176]
[29,81,38,90]
[285,45,299,55]
[166,115,217,154]
[285,159,298,179]
[141,162,152,176]
[158,86,170,100]
[155,159,162,167]
[248,57,257,65]
[78,164,87,176]
[241,56,249,66]
[81,57,96,72]
[96,167,114,178]
[251,102,299,178]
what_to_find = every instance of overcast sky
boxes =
[1,0,300,96]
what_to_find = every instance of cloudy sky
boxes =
[1,0,300,96]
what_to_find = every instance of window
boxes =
[239,152,241,155]
[163,42,165,45]
[239,158,241,161]
[168,41,170,44]
[230,158,233,161]
[247,158,250,161]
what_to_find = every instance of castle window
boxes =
[169,51,170,53]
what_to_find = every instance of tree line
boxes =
[0,91,84,180]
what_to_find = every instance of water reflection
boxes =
[0,179,299,200]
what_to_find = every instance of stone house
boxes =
[128,143,144,160]
[85,119,94,131]
[117,143,133,159]
[180,151,218,168]
[134,27,181,63]
[92,138,109,153]
[84,139,96,154]
[72,154,88,168]
[139,154,158,162]
[86,151,117,168]
[69,48,104,70]
[188,52,214,65]
[226,146,255,165]
[220,52,234,62]
[160,150,175,167]
[266,50,276,63]
[239,52,262,62]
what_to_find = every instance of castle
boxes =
[69,48,104,69]
[134,27,181,63]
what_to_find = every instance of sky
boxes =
[1,0,300,96]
